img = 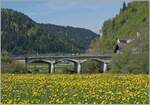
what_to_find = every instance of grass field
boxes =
[28,64,74,72]
[1,74,149,104]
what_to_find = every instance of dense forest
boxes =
[1,8,98,55]
[90,1,149,73]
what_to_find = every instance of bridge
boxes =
[13,54,112,73]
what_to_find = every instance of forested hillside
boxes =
[91,1,149,53]
[90,1,149,73]
[1,8,98,55]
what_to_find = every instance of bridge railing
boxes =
[11,53,113,58]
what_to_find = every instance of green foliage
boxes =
[110,27,149,74]
[82,61,101,73]
[61,66,75,74]
[1,51,26,73]
[91,1,149,73]
[32,65,40,72]
[110,52,148,74]
[9,61,26,73]
[91,1,149,54]
[122,2,127,12]
[1,8,98,55]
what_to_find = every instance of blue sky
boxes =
[1,0,132,33]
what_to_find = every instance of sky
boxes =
[1,0,132,33]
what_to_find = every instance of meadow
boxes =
[1,74,149,104]
[28,64,74,73]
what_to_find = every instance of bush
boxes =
[110,33,149,74]
[1,51,26,73]
[81,61,101,73]
[9,61,26,73]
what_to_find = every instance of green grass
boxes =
[28,64,74,72]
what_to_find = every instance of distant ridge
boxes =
[1,8,98,55]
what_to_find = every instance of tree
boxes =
[122,2,127,11]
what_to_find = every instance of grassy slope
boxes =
[91,1,149,53]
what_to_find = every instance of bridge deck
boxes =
[12,54,112,60]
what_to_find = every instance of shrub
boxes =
[1,51,26,73]
[81,61,101,73]
[110,32,149,74]
[9,61,26,73]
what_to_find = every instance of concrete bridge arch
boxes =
[54,59,86,73]
[28,59,52,64]
[13,54,112,74]
[81,58,110,72]
[55,58,78,64]
[27,59,55,73]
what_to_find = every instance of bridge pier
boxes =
[74,62,81,73]
[25,57,28,73]
[77,62,81,74]
[74,60,86,73]
[14,55,111,74]
[48,62,55,73]
[103,62,108,72]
